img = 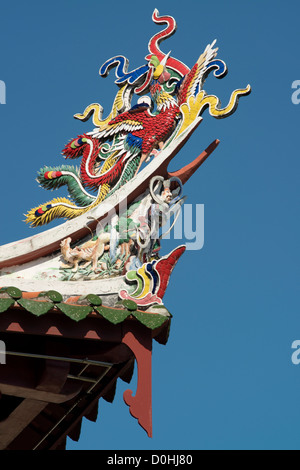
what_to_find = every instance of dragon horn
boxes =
[146,9,189,77]
[160,51,171,67]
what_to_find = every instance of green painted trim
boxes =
[94,306,131,325]
[6,286,22,299]
[0,298,15,313]
[1,286,170,331]
[86,294,102,306]
[45,290,63,303]
[121,299,137,311]
[132,311,168,330]
[56,303,93,322]
[17,298,54,317]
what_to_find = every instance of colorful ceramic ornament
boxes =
[25,10,250,228]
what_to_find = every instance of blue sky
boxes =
[0,0,299,450]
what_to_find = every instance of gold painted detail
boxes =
[176,84,251,138]
[74,85,128,130]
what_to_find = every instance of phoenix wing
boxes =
[177,40,219,106]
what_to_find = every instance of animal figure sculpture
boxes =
[60,233,110,272]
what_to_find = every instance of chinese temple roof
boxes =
[0,7,250,450]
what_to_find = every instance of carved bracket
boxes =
[121,323,152,437]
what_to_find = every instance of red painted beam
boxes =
[167,139,220,184]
